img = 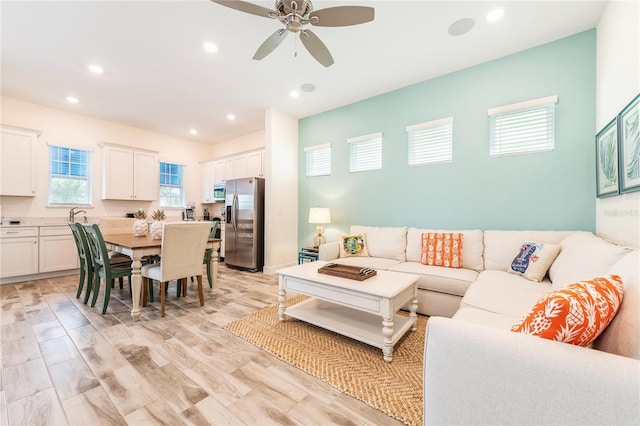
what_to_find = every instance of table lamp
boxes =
[309,207,331,247]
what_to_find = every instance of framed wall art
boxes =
[618,93,640,193]
[596,117,619,198]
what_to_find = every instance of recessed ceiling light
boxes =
[486,8,505,22]
[226,113,236,121]
[202,41,218,53]
[66,96,79,104]
[289,90,300,98]
[87,64,104,74]
[189,129,198,135]
[448,18,475,36]
[300,83,316,93]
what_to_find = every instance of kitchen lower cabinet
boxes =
[0,227,39,278]
[38,226,79,273]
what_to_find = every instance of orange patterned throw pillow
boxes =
[511,275,624,347]
[420,232,463,268]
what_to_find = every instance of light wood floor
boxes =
[0,264,406,425]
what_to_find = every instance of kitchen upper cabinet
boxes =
[0,126,40,197]
[101,143,158,201]
[39,226,78,273]
[233,155,248,180]
[224,159,234,182]
[201,161,215,203]
[213,161,225,184]
[247,150,264,177]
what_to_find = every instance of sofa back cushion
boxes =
[350,226,407,262]
[548,232,633,289]
[483,230,574,272]
[593,250,640,360]
[407,228,484,271]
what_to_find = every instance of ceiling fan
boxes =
[211,0,375,67]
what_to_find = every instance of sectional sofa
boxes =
[319,225,639,425]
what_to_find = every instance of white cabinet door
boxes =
[133,150,158,201]
[39,235,78,272]
[0,237,39,278]
[213,161,225,184]
[101,144,158,200]
[247,150,264,177]
[233,155,248,179]
[102,145,134,199]
[224,159,234,182]
[201,162,215,203]
[0,126,38,197]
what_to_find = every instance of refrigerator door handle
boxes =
[233,193,238,231]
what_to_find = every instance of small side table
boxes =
[298,247,319,264]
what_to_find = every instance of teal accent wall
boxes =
[298,30,596,246]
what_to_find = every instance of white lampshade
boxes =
[308,207,331,224]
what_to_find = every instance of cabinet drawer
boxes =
[0,227,39,238]
[39,226,72,237]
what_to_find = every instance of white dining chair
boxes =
[140,221,211,317]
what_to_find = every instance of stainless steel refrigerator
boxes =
[224,177,265,272]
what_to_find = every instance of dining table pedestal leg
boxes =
[130,256,143,321]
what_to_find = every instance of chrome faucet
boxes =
[69,207,87,223]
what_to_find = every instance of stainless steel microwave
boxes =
[213,183,225,202]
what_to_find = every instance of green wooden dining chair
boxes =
[81,223,132,314]
[69,222,94,304]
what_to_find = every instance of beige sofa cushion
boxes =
[389,262,478,296]
[460,270,551,318]
[406,228,484,271]
[548,232,633,289]
[453,307,519,330]
[483,230,574,271]
[593,250,640,360]
[350,225,407,262]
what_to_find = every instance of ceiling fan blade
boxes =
[310,6,374,27]
[300,30,334,67]
[210,0,275,18]
[253,29,288,60]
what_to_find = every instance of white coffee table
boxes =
[277,261,419,362]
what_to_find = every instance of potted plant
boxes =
[132,208,148,237]
[150,209,165,240]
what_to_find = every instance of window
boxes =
[348,132,382,172]
[305,143,331,176]
[159,162,184,207]
[406,117,453,165]
[489,95,558,156]
[49,145,91,205]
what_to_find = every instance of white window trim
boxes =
[488,95,558,116]
[347,132,382,144]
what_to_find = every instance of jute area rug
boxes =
[224,296,426,426]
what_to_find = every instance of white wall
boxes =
[0,96,210,222]
[208,130,265,159]
[263,108,298,274]
[595,1,640,248]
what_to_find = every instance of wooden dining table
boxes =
[102,233,221,321]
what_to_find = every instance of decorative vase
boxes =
[133,219,148,237]
[150,220,164,240]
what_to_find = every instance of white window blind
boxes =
[348,132,382,172]
[489,96,557,156]
[305,143,331,176]
[48,145,91,205]
[406,117,453,165]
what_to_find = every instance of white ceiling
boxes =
[1,1,606,145]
